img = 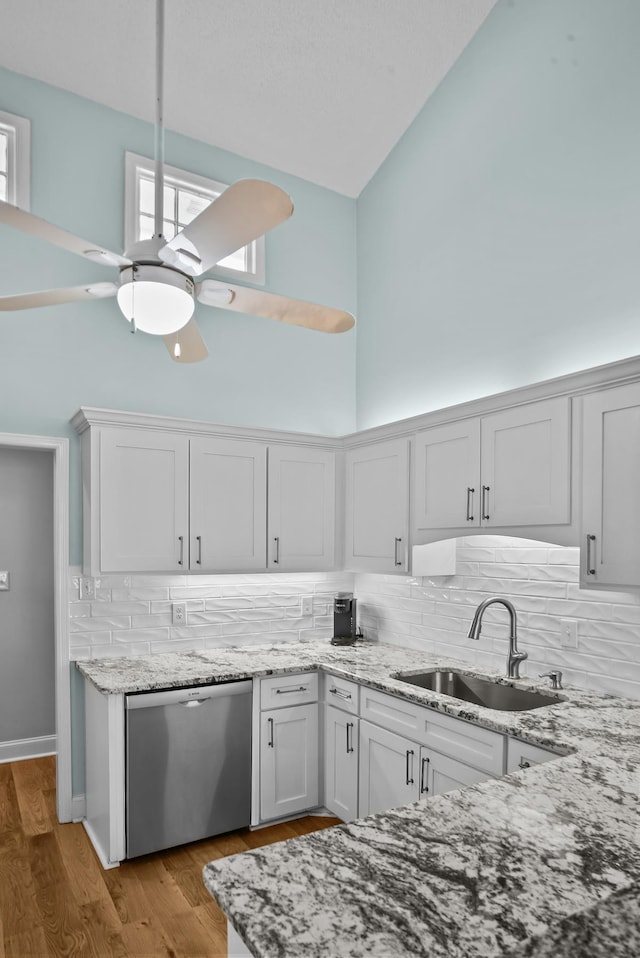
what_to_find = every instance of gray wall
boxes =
[0,448,54,744]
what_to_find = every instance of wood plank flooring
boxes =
[0,756,340,957]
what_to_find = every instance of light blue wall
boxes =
[0,67,357,563]
[356,0,640,429]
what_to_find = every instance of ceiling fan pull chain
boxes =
[154,0,165,239]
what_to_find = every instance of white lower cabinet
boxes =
[257,672,320,824]
[324,704,359,822]
[358,720,495,817]
[506,737,559,773]
[358,720,420,816]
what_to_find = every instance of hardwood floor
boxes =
[0,756,340,957]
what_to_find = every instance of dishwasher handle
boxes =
[126,679,253,710]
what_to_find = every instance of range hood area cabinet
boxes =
[412,396,573,545]
[74,411,337,576]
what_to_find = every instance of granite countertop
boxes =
[78,641,640,957]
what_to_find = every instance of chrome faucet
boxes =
[468,597,528,679]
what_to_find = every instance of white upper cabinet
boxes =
[413,420,480,530]
[413,397,571,541]
[78,412,336,575]
[268,446,335,571]
[97,428,190,573]
[581,382,640,588]
[481,399,571,527]
[344,438,410,572]
[190,437,267,573]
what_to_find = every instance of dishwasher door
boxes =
[125,680,252,858]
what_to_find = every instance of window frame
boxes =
[0,110,31,209]
[124,151,265,284]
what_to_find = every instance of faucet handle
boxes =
[539,670,563,690]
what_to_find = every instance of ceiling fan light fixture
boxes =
[117,264,195,335]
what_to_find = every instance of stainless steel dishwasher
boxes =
[125,679,252,858]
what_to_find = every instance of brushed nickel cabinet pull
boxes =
[394,537,403,567]
[482,485,490,520]
[466,487,475,522]
[273,536,280,564]
[420,755,430,794]
[329,687,352,701]
[586,534,596,575]
[196,535,202,565]
[178,535,184,566]
[267,717,274,748]
[405,749,414,785]
[275,686,307,695]
[346,722,354,754]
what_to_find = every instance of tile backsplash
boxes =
[69,536,640,701]
[356,536,640,701]
[69,569,355,659]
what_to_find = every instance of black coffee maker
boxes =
[331,592,357,646]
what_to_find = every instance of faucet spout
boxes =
[468,597,528,679]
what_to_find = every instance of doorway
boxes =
[0,433,70,820]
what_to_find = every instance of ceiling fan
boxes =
[0,1,355,363]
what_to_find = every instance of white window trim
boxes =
[124,151,265,285]
[0,109,31,209]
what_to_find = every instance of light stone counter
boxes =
[78,640,640,957]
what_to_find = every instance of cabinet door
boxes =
[581,383,640,587]
[506,738,557,773]
[260,704,319,822]
[324,705,358,822]
[413,420,480,531]
[419,747,492,799]
[99,428,189,572]
[358,720,418,816]
[268,446,335,571]
[481,397,571,527]
[190,437,267,572]
[344,438,410,573]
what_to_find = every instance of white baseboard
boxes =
[0,734,56,764]
[71,793,86,822]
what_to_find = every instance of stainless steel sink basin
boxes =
[394,670,561,711]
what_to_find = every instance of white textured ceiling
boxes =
[0,0,496,197]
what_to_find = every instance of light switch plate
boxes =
[0,571,9,590]
[301,595,313,615]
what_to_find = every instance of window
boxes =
[124,152,264,283]
[0,110,31,208]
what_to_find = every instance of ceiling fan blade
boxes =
[197,280,355,334]
[163,319,208,363]
[159,180,293,276]
[0,282,118,311]
[0,200,131,268]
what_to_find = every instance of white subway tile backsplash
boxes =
[355,535,640,700]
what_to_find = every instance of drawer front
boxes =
[360,687,425,739]
[260,672,318,710]
[360,687,504,776]
[323,673,359,715]
[420,709,505,777]
[507,737,558,773]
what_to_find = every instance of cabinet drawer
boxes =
[322,673,359,715]
[260,672,318,710]
[360,687,504,776]
[420,708,505,777]
[507,737,558,773]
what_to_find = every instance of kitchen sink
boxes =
[394,670,562,711]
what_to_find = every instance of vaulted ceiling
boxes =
[0,0,496,196]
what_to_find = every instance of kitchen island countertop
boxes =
[78,640,640,957]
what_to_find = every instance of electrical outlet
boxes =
[301,595,313,616]
[172,602,187,625]
[79,577,94,600]
[559,618,578,648]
